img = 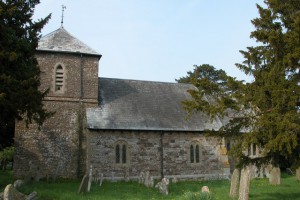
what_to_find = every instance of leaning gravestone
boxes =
[78,175,89,194]
[2,184,37,200]
[269,167,280,185]
[296,167,300,181]
[238,167,250,200]
[230,168,240,198]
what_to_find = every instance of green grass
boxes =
[1,170,300,200]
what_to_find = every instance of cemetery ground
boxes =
[1,170,300,199]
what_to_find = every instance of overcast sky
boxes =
[33,0,265,83]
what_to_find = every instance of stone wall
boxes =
[88,130,228,181]
[14,101,81,179]
[13,51,100,179]
[163,132,225,179]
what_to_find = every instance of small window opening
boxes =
[55,65,64,92]
[115,144,120,164]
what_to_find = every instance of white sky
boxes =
[33,0,264,83]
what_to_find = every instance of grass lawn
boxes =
[1,170,300,199]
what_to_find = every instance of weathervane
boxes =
[61,5,66,27]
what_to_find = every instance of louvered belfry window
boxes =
[55,65,64,92]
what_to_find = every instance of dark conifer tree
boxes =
[0,0,51,147]
[180,0,300,168]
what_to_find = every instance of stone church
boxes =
[14,27,230,181]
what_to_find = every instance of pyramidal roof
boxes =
[37,27,101,56]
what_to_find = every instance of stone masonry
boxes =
[14,51,100,179]
[88,130,226,181]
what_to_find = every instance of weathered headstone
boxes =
[87,165,93,192]
[99,173,104,186]
[13,180,24,189]
[296,167,300,181]
[25,161,35,182]
[201,186,210,193]
[27,191,37,200]
[144,171,153,187]
[265,164,273,178]
[258,166,264,178]
[238,167,250,200]
[124,168,130,182]
[3,184,26,200]
[172,177,178,183]
[269,167,280,185]
[138,172,145,184]
[155,178,169,195]
[230,168,240,198]
[111,172,116,182]
[78,175,89,194]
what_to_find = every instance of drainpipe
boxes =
[160,131,164,178]
[80,53,84,100]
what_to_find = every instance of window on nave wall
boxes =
[115,141,129,166]
[190,141,201,164]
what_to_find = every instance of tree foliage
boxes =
[0,0,51,133]
[179,0,300,168]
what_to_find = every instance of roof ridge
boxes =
[99,77,194,87]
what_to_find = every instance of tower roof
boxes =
[37,27,101,56]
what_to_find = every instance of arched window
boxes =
[114,141,129,165]
[115,144,120,164]
[122,144,126,163]
[190,142,201,164]
[253,144,257,156]
[55,65,64,92]
[195,145,200,163]
[190,145,194,163]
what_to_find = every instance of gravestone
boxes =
[78,175,89,194]
[238,167,250,200]
[138,172,145,184]
[87,165,93,192]
[124,168,130,182]
[144,171,153,187]
[13,180,24,189]
[296,167,300,181]
[155,178,169,195]
[230,168,240,198]
[25,161,36,182]
[264,164,273,178]
[172,177,178,183]
[201,186,210,193]
[26,191,37,200]
[99,173,104,186]
[269,167,280,185]
[3,184,26,200]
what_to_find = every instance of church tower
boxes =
[14,27,101,179]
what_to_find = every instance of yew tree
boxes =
[0,0,51,147]
[179,0,300,168]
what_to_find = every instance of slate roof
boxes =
[86,78,224,131]
[37,27,101,56]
